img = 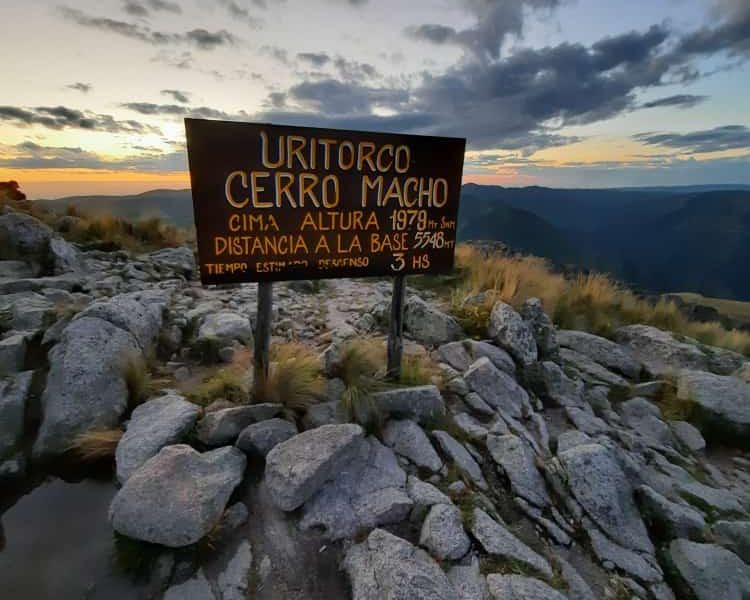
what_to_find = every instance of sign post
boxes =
[185,119,465,388]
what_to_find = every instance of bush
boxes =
[264,342,325,411]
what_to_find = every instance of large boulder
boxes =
[343,528,457,600]
[0,371,32,458]
[404,295,463,346]
[365,385,446,425]
[615,325,744,376]
[668,539,750,600]
[382,418,443,472]
[488,301,537,366]
[33,316,141,459]
[264,423,366,511]
[464,357,531,419]
[299,437,413,539]
[558,329,641,378]
[235,418,298,457]
[558,443,653,553]
[147,246,196,278]
[0,211,52,274]
[677,370,750,447]
[419,503,471,561]
[198,311,253,346]
[636,485,706,541]
[110,444,246,547]
[115,392,200,483]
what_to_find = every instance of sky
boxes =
[0,0,749,198]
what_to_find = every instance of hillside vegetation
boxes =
[443,245,750,356]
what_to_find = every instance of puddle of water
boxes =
[0,477,146,600]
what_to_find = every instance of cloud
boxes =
[641,94,708,109]
[286,79,409,114]
[634,125,750,153]
[0,105,161,134]
[123,0,181,16]
[66,82,92,93]
[406,0,562,60]
[297,52,331,67]
[161,89,191,103]
[217,1,263,27]
[260,45,290,64]
[59,7,236,50]
[0,141,186,172]
[676,0,750,58]
[121,102,251,121]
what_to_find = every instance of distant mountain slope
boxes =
[38,189,194,228]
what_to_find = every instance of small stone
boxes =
[433,430,488,490]
[235,418,298,457]
[382,418,442,472]
[419,503,471,560]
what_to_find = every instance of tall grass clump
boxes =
[66,215,186,252]
[264,342,325,411]
[338,339,389,426]
[399,353,441,387]
[446,245,750,356]
[68,428,123,462]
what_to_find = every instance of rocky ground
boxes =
[2,207,750,599]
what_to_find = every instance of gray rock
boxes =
[404,295,463,346]
[564,407,609,435]
[0,259,33,279]
[433,430,488,490]
[619,398,673,447]
[147,246,195,278]
[366,385,446,424]
[110,445,246,547]
[735,362,750,384]
[712,520,750,563]
[453,412,489,441]
[236,418,298,456]
[487,434,549,507]
[265,423,365,511]
[555,555,596,600]
[586,526,662,583]
[558,443,653,553]
[465,357,531,420]
[33,316,141,459]
[420,503,471,560]
[163,569,215,600]
[559,348,629,388]
[677,369,750,447]
[197,404,282,446]
[435,341,474,372]
[0,333,27,374]
[198,311,253,345]
[382,418,442,472]
[0,211,51,273]
[470,508,552,578]
[217,540,252,600]
[0,452,26,481]
[48,236,81,274]
[302,399,343,429]
[488,301,537,366]
[616,325,744,376]
[555,430,592,454]
[678,480,746,516]
[116,392,200,483]
[463,391,496,418]
[486,575,567,600]
[668,539,750,600]
[0,291,54,331]
[448,556,489,600]
[637,485,706,540]
[343,528,456,600]
[407,475,452,522]
[0,370,31,457]
[526,361,584,408]
[521,298,559,360]
[558,330,641,378]
[300,437,412,539]
[467,340,516,376]
[670,421,706,453]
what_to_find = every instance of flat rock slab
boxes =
[558,329,641,378]
[110,444,246,547]
[486,574,568,600]
[558,443,653,554]
[464,357,531,420]
[343,528,456,600]
[433,430,488,490]
[300,437,412,539]
[470,508,552,578]
[365,385,446,425]
[382,418,442,472]
[116,392,200,483]
[264,423,365,511]
[669,539,750,600]
[487,433,549,508]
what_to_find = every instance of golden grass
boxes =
[121,354,151,409]
[264,342,325,411]
[338,338,389,423]
[188,365,249,406]
[65,214,188,252]
[69,428,123,462]
[448,245,750,356]
[399,352,441,387]
[671,292,750,324]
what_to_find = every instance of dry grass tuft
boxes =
[399,352,441,386]
[65,214,188,252]
[338,338,389,424]
[448,245,750,356]
[121,354,151,409]
[264,342,325,411]
[69,428,123,462]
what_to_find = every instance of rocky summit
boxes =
[2,206,750,599]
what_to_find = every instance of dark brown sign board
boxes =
[185,118,466,284]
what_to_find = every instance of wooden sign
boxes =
[185,119,466,284]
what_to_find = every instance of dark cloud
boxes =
[634,125,750,153]
[148,0,182,13]
[123,0,182,16]
[0,142,186,171]
[287,79,408,114]
[123,1,149,17]
[217,1,263,27]
[66,82,92,93]
[641,94,708,109]
[161,89,191,103]
[297,52,331,67]
[406,0,562,60]
[59,7,235,50]
[0,105,160,134]
[676,0,750,58]
[333,57,379,82]
[121,102,250,121]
